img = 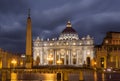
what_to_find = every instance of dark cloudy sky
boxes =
[0,0,120,53]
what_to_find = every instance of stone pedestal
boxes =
[11,72,17,81]
[2,71,7,81]
[79,71,84,81]
[63,72,68,81]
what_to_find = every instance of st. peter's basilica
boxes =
[33,21,94,66]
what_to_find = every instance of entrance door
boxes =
[36,56,40,66]
[87,57,90,67]
[73,58,76,64]
[57,73,61,81]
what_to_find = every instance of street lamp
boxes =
[47,55,53,65]
[94,62,97,67]
[11,59,17,68]
[57,59,62,65]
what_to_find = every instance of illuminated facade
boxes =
[0,48,25,68]
[96,32,120,68]
[33,21,94,66]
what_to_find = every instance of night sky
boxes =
[0,0,120,53]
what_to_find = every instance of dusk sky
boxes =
[0,0,120,53]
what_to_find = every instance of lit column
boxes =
[40,50,42,65]
[64,52,66,65]
[57,50,60,61]
[68,50,69,65]
[71,51,73,65]
[39,50,41,65]
[68,50,70,65]
[59,53,61,60]
[25,10,32,68]
[83,50,86,64]
[42,49,44,65]
[76,51,78,65]
[46,51,48,65]
[54,49,56,65]
[56,49,58,63]
[53,49,55,65]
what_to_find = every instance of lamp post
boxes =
[11,59,17,68]
[57,59,62,65]
[11,59,17,81]
[21,55,25,67]
[47,55,53,65]
[94,61,97,70]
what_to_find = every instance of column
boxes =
[116,56,118,68]
[59,54,61,60]
[71,50,73,65]
[83,50,86,64]
[54,49,56,65]
[66,50,68,65]
[42,45,45,65]
[40,51,43,65]
[46,50,49,65]
[68,50,70,65]
[55,50,57,65]
[76,51,78,65]
[56,49,58,62]
[53,49,55,65]
[64,53,66,65]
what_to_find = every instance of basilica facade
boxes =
[33,21,94,66]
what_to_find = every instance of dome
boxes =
[62,21,77,34]
[59,21,79,40]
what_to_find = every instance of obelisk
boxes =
[25,9,32,68]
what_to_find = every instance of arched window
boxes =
[36,56,40,66]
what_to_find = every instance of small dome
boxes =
[59,21,79,40]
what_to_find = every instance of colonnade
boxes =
[39,49,82,65]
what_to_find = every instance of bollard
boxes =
[63,72,68,81]
[2,71,7,81]
[79,71,84,81]
[11,72,17,81]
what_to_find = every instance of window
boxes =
[100,58,104,68]
[50,43,53,46]
[105,40,108,44]
[73,43,76,45]
[79,43,82,45]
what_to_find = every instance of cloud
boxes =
[0,0,120,53]
[0,0,30,14]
